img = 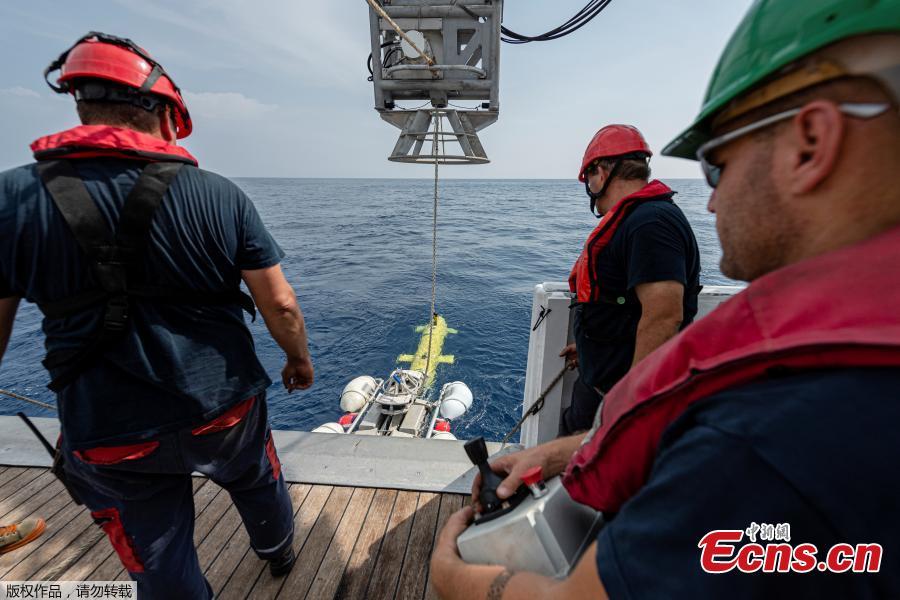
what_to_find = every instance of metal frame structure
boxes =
[368,0,503,163]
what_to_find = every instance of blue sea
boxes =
[0,178,733,441]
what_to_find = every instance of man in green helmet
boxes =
[429,1,900,598]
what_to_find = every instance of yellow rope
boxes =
[366,0,435,65]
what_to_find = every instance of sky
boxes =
[0,1,754,179]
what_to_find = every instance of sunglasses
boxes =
[584,161,603,178]
[696,102,891,188]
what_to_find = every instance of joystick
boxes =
[464,437,530,522]
[464,437,504,513]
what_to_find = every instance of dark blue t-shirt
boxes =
[574,199,701,393]
[595,367,900,598]
[0,159,284,448]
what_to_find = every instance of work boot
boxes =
[0,517,46,555]
[268,545,296,577]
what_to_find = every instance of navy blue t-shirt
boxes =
[595,367,900,598]
[574,199,701,393]
[0,159,284,448]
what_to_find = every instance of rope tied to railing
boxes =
[501,362,575,446]
[0,388,57,411]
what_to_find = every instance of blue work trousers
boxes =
[63,393,294,599]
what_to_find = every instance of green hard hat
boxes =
[663,0,900,160]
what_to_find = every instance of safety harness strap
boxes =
[35,160,255,392]
[115,162,182,257]
[36,160,113,257]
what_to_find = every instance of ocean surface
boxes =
[0,178,735,441]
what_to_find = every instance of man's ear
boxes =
[158,105,178,144]
[786,100,844,195]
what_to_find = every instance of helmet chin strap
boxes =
[585,158,623,218]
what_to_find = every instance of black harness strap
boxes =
[115,162,182,258]
[36,160,113,257]
[35,160,256,392]
[138,64,164,94]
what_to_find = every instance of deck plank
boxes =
[424,494,467,600]
[0,466,30,492]
[193,477,222,517]
[196,502,243,573]
[304,487,376,600]
[0,471,56,520]
[266,485,354,599]
[207,484,312,597]
[364,490,420,599]
[395,492,442,600]
[334,488,398,600]
[0,466,465,599]
[221,484,332,600]
[0,481,80,577]
[6,507,95,581]
[0,478,66,527]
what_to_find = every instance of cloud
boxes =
[183,91,278,120]
[0,86,41,99]
[113,0,370,90]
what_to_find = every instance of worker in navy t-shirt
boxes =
[0,33,312,598]
[429,2,900,598]
[560,124,700,434]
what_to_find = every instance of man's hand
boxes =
[559,343,578,368]
[283,355,314,392]
[471,434,586,508]
[429,505,475,597]
[430,506,609,600]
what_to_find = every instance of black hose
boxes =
[501,0,614,44]
[367,41,401,80]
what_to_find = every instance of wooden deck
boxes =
[0,466,466,599]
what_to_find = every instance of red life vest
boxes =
[569,180,674,303]
[562,225,900,513]
[31,125,198,166]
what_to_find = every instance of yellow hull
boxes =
[397,314,457,389]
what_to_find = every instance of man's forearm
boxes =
[435,551,605,600]
[437,564,563,600]
[632,315,681,366]
[548,432,588,470]
[259,301,310,361]
[0,297,21,366]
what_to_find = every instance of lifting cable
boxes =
[422,111,441,383]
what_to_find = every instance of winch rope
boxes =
[0,388,57,412]
[365,0,435,65]
[500,362,575,446]
[423,110,441,384]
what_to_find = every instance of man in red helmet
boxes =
[0,33,312,598]
[559,124,701,433]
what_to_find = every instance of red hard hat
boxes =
[46,32,192,139]
[578,124,652,182]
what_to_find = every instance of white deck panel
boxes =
[0,416,514,494]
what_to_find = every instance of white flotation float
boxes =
[315,369,473,439]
